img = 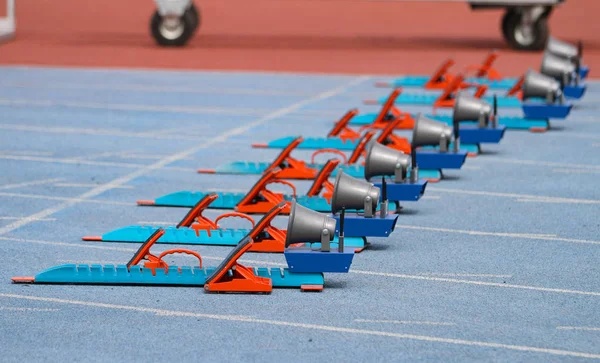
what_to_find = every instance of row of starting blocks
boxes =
[12,37,589,294]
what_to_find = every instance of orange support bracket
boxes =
[260,137,318,180]
[126,228,204,276]
[433,74,489,109]
[364,89,414,131]
[235,168,295,214]
[327,109,361,141]
[305,159,341,202]
[464,51,503,81]
[204,203,289,293]
[375,118,412,154]
[423,58,457,90]
[505,74,525,98]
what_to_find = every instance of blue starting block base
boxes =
[564,84,586,99]
[416,150,467,170]
[382,76,518,90]
[373,180,427,202]
[284,247,355,273]
[430,115,549,132]
[212,161,443,182]
[522,101,572,119]
[581,66,589,79]
[332,212,398,238]
[458,125,506,144]
[92,225,367,250]
[23,264,324,288]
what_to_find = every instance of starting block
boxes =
[199,129,443,182]
[84,193,366,253]
[368,75,523,109]
[12,204,347,293]
[376,53,519,90]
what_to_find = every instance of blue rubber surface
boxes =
[1,66,600,362]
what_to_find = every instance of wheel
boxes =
[185,3,201,31]
[501,9,518,41]
[150,10,194,47]
[503,10,549,51]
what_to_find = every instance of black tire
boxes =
[150,10,194,47]
[185,3,201,31]
[501,9,518,42]
[503,11,549,51]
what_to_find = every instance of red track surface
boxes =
[0,0,598,75]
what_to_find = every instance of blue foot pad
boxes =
[284,247,355,273]
[563,84,586,99]
[374,180,427,202]
[332,212,398,238]
[522,102,572,119]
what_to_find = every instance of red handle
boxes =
[266,180,297,197]
[157,249,203,269]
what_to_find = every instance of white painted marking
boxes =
[0,150,53,156]
[0,99,268,116]
[0,192,130,206]
[0,154,196,173]
[592,143,600,148]
[0,82,315,97]
[0,123,210,142]
[0,178,64,190]
[354,319,456,326]
[0,306,59,312]
[0,216,55,222]
[69,150,139,162]
[1,293,599,359]
[481,157,600,171]
[4,235,600,298]
[397,225,600,245]
[418,273,513,278]
[427,187,600,205]
[557,326,600,332]
[54,183,134,189]
[136,221,177,226]
[0,77,369,237]
[422,195,441,200]
[552,168,600,175]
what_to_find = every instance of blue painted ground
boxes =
[0,66,599,362]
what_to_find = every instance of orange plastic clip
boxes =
[234,169,294,214]
[423,59,457,90]
[262,137,318,179]
[327,109,361,141]
[433,74,488,109]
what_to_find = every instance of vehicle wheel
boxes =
[503,10,549,51]
[150,10,194,47]
[501,9,518,41]
[186,3,201,31]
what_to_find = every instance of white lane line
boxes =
[4,236,600,298]
[0,99,269,116]
[0,123,210,142]
[557,327,600,332]
[69,150,140,162]
[422,196,441,200]
[1,294,599,359]
[397,225,600,245]
[136,221,176,226]
[0,306,59,312]
[552,168,600,175]
[0,154,197,173]
[354,319,456,326]
[427,187,600,205]
[0,150,53,156]
[54,183,134,189]
[0,178,64,190]
[417,273,513,278]
[0,217,55,222]
[0,77,369,237]
[0,82,315,97]
[351,270,600,297]
[0,192,131,206]
[593,143,600,148]
[480,157,600,171]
